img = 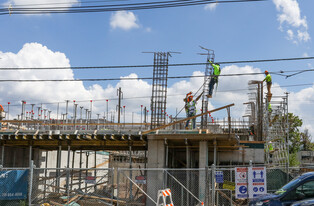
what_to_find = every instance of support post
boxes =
[44,150,48,201]
[28,160,34,206]
[1,145,4,167]
[199,141,208,203]
[66,144,71,204]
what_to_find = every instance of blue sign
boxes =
[239,186,247,194]
[253,187,258,192]
[259,187,265,192]
[215,171,224,183]
[0,170,28,200]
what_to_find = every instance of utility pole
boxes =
[116,87,123,123]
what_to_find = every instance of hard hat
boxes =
[265,70,268,74]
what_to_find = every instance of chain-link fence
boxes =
[30,167,114,206]
[0,164,311,206]
[0,167,29,206]
[116,168,206,206]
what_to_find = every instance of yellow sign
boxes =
[223,180,235,191]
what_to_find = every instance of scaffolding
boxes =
[246,81,289,166]
[264,94,289,166]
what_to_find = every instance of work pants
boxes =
[186,112,196,129]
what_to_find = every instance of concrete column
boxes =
[147,139,165,206]
[199,141,208,203]
[199,141,208,168]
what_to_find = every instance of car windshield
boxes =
[275,176,303,195]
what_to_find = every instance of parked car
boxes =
[291,198,314,206]
[249,172,314,206]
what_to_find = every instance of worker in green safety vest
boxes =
[207,60,221,98]
[263,70,272,94]
[268,103,272,113]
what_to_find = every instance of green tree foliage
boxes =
[287,113,303,154]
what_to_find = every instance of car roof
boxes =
[299,172,314,179]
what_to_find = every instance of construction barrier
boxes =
[156,188,174,206]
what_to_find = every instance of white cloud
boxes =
[297,30,310,42]
[273,0,310,43]
[204,3,218,11]
[110,11,140,31]
[286,29,294,40]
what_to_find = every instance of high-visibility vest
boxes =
[264,74,272,83]
[186,100,196,114]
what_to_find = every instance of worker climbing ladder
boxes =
[199,46,215,129]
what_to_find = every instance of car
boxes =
[291,198,314,206]
[249,172,314,206]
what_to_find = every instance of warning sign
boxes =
[223,181,235,191]
[235,167,248,199]
[248,167,267,198]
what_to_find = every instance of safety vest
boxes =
[186,100,196,114]
[268,143,274,152]
[264,74,272,83]
[268,104,272,113]
[0,105,3,112]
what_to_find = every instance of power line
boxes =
[0,0,266,15]
[2,0,127,7]
[0,56,313,70]
[0,70,313,82]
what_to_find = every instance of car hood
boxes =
[251,193,280,202]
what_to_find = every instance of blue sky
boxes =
[0,0,313,136]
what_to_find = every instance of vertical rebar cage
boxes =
[150,52,170,129]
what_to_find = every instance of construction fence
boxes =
[0,164,312,206]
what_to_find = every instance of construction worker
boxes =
[268,141,274,163]
[263,70,272,102]
[268,103,272,114]
[207,60,221,98]
[184,91,203,129]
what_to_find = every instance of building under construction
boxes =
[0,51,291,206]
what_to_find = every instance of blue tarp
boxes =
[0,170,28,200]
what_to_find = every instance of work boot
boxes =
[185,127,189,130]
[206,94,212,98]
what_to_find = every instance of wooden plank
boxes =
[49,200,64,206]
[142,103,235,135]
[218,190,240,206]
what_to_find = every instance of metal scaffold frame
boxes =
[246,81,289,166]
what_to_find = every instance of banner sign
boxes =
[0,170,28,200]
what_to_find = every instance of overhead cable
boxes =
[0,0,266,15]
[0,56,313,70]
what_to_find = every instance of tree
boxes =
[300,129,314,151]
[286,113,303,154]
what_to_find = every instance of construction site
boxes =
[0,50,305,206]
